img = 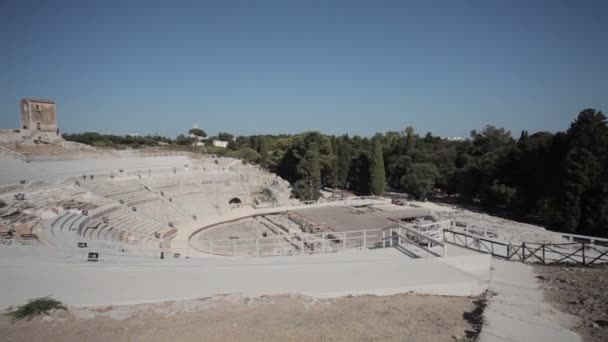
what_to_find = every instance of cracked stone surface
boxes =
[479,259,581,342]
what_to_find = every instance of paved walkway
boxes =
[0,246,488,310]
[479,259,581,342]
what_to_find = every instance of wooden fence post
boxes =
[582,243,586,266]
[542,245,545,264]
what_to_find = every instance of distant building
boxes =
[20,98,57,132]
[212,140,229,148]
[443,136,466,142]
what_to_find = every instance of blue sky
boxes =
[0,0,606,138]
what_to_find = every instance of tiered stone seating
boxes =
[1,155,191,187]
[80,178,190,227]
[141,173,225,217]
[3,154,294,252]
[136,199,189,226]
[82,206,171,244]
[171,193,221,217]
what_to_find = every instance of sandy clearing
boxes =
[1,293,480,342]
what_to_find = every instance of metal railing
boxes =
[558,232,608,246]
[193,228,384,257]
[383,225,447,258]
[443,229,508,258]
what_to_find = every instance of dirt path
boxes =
[535,265,608,342]
[2,294,480,342]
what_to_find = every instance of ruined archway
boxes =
[229,197,242,207]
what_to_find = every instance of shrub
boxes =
[7,296,67,322]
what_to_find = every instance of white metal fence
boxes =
[191,228,384,257]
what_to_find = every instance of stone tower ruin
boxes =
[20,97,57,132]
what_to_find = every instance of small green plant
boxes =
[6,296,66,323]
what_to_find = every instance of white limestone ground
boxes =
[0,145,588,341]
[409,200,570,245]
[0,245,490,310]
[480,259,581,342]
[401,201,583,341]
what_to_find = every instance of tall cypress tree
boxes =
[336,137,352,188]
[309,142,322,198]
[547,109,608,234]
[294,141,322,200]
[258,136,268,169]
[370,137,386,195]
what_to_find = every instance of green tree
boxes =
[369,137,386,195]
[218,132,234,141]
[404,126,416,154]
[348,151,371,195]
[227,147,259,164]
[336,137,352,188]
[481,181,517,207]
[547,109,608,235]
[470,126,514,156]
[294,142,321,200]
[258,136,269,169]
[400,163,438,200]
[189,128,207,137]
[175,134,195,146]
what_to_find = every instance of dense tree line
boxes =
[62,132,172,148]
[230,109,607,237]
[64,108,607,236]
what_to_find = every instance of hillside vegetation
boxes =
[64,108,608,237]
